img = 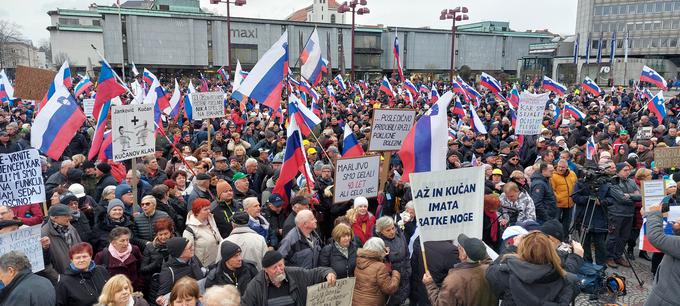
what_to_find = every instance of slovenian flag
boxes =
[404,79,418,98]
[166,79,182,120]
[31,86,86,160]
[469,99,487,134]
[342,124,364,158]
[334,74,347,91]
[542,76,567,96]
[288,94,321,137]
[640,65,667,90]
[300,29,325,86]
[184,80,196,121]
[508,84,520,109]
[586,135,596,160]
[647,91,666,120]
[74,75,93,98]
[582,76,601,97]
[38,61,72,113]
[272,115,315,205]
[379,76,394,98]
[564,102,586,120]
[398,91,453,182]
[93,61,126,121]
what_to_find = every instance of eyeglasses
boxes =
[141,202,153,207]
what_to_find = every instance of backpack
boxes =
[577,262,606,294]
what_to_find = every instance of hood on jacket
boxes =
[355,248,384,270]
[505,256,560,284]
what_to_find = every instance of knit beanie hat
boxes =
[220,241,241,261]
[107,199,125,214]
[166,237,189,258]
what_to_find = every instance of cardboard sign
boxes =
[637,126,653,140]
[190,92,225,120]
[82,99,95,118]
[409,167,485,242]
[334,155,380,203]
[654,147,680,169]
[111,104,155,161]
[13,66,57,101]
[515,92,549,135]
[368,109,416,151]
[306,277,355,306]
[0,149,45,207]
[0,225,44,272]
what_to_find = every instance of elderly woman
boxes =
[96,274,149,306]
[156,237,206,305]
[95,227,144,291]
[346,196,376,245]
[352,237,401,306]
[499,182,536,226]
[509,170,530,194]
[184,198,223,266]
[375,216,411,305]
[319,223,358,279]
[56,242,110,306]
[93,199,135,253]
[98,185,118,209]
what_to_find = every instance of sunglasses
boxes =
[141,202,153,207]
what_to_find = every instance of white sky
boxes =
[1,0,578,45]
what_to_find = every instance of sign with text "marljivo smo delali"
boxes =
[0,149,45,207]
[191,92,225,120]
[409,167,485,242]
[111,104,156,161]
[334,155,380,203]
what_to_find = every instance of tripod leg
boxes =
[625,254,645,288]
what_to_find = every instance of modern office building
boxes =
[46,0,554,81]
[549,0,680,85]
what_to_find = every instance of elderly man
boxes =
[243,197,275,246]
[134,195,170,247]
[283,196,310,237]
[211,156,232,180]
[41,204,82,282]
[241,250,336,306]
[44,160,74,192]
[125,169,152,204]
[220,212,268,270]
[188,173,214,210]
[604,162,641,268]
[205,241,258,295]
[0,251,56,305]
[233,172,258,204]
[278,210,322,269]
[423,234,497,306]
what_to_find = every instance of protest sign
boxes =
[334,155,380,203]
[639,179,680,252]
[515,91,549,135]
[409,167,485,242]
[0,225,44,272]
[14,66,57,101]
[82,99,95,118]
[641,179,665,212]
[111,104,155,161]
[637,126,653,140]
[368,109,416,151]
[306,277,355,306]
[190,92,225,120]
[0,149,45,207]
[654,147,680,169]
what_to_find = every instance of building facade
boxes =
[46,1,553,80]
[560,0,680,85]
[287,0,346,24]
[0,37,48,73]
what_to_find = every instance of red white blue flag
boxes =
[342,124,364,158]
[640,65,668,90]
[31,86,86,160]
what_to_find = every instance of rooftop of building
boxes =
[286,0,341,22]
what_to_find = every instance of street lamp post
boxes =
[210,0,247,74]
[440,7,468,81]
[338,0,369,81]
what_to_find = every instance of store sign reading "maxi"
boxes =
[231,28,258,38]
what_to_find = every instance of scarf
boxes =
[52,221,72,245]
[108,243,133,263]
[485,210,499,242]
[334,241,348,258]
[68,261,96,273]
[352,213,374,244]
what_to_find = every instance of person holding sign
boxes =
[241,250,336,306]
[644,203,680,306]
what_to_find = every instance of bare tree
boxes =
[52,52,71,67]
[0,20,22,69]
[38,39,52,66]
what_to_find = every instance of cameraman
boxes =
[604,162,641,268]
[572,166,611,266]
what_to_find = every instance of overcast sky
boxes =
[1,0,577,44]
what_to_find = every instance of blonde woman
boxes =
[96,274,149,306]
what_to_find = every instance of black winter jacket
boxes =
[204,260,258,295]
[157,256,205,296]
[318,241,357,279]
[55,264,110,306]
[241,266,333,306]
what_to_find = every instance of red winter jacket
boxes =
[11,203,44,226]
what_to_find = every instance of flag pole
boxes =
[118,4,126,83]
[90,44,133,97]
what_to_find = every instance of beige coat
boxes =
[183,213,223,267]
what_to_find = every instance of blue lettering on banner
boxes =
[414,183,477,199]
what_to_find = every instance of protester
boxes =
[499,182,536,225]
[55,242,110,306]
[0,251,56,306]
[241,250,336,305]
[605,162,640,268]
[42,203,83,281]
[529,162,557,224]
[96,274,149,306]
[644,203,680,306]
[279,209,322,269]
[375,216,411,305]
[346,196,375,245]
[140,218,174,300]
[168,277,201,306]
[211,179,240,238]
[156,237,206,303]
[422,234,497,306]
[202,285,240,306]
[95,227,144,291]
[353,237,401,306]
[550,159,577,234]
[319,223,357,278]
[205,240,258,294]
[486,231,576,305]
[183,198,223,266]
[220,211,268,270]
[242,196,275,245]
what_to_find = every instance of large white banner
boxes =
[0,225,44,272]
[190,92,225,120]
[368,109,416,151]
[111,104,155,161]
[306,277,355,306]
[0,149,45,207]
[334,156,380,203]
[409,167,485,242]
[515,91,549,135]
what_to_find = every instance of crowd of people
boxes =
[0,69,679,306]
